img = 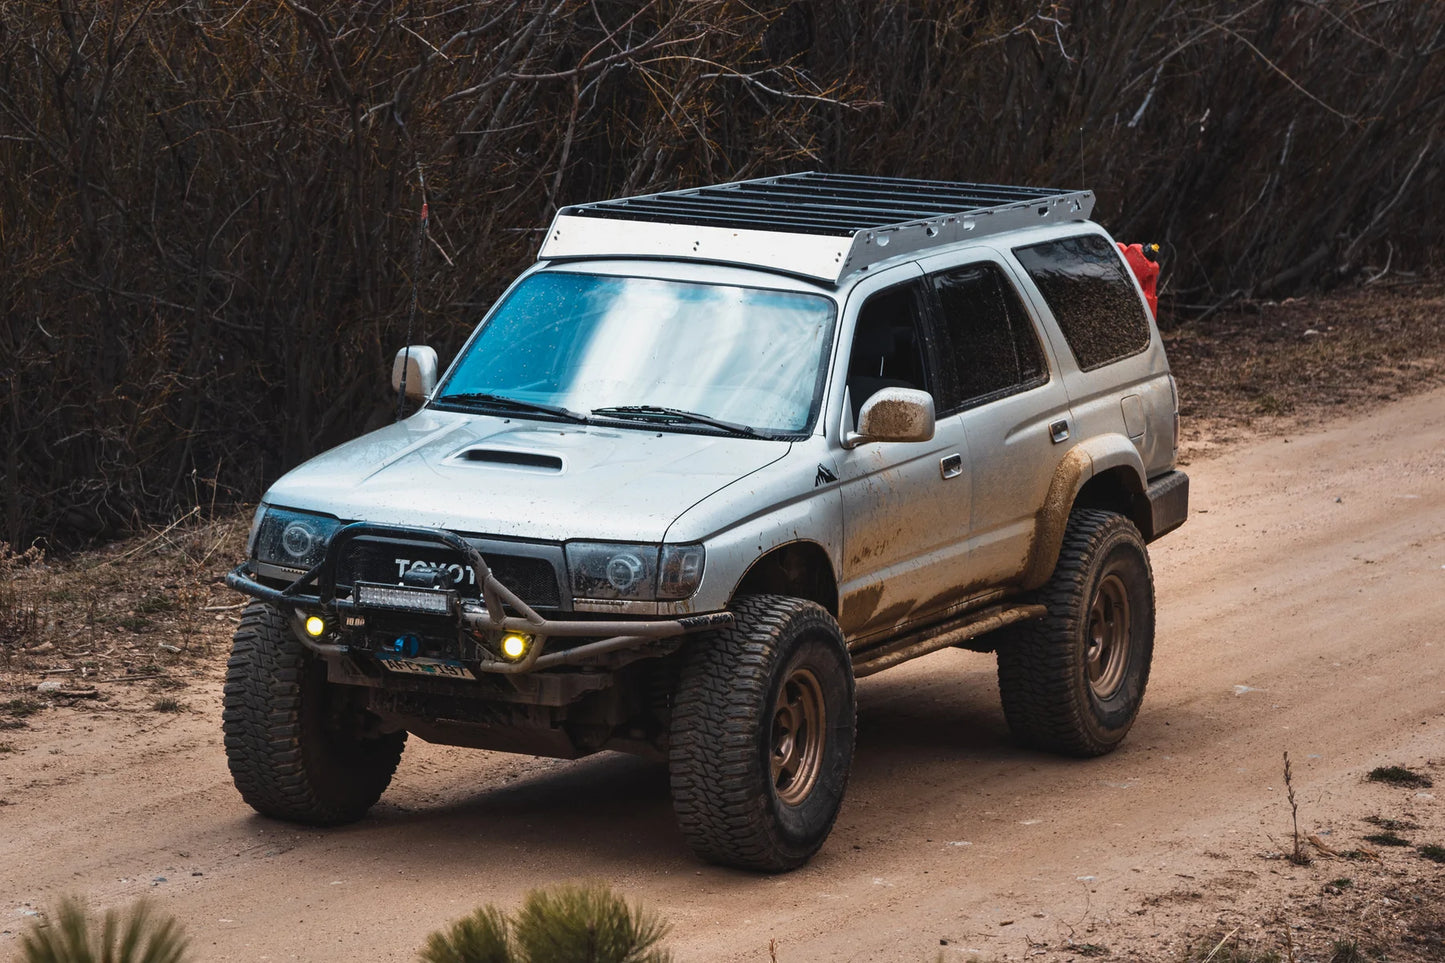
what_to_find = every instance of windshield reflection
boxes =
[436,272,836,435]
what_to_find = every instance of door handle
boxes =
[1049,419,1071,444]
[940,453,963,479]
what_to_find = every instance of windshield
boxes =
[435,272,837,435]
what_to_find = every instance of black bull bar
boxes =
[225,523,731,674]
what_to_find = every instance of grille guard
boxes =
[225,522,731,674]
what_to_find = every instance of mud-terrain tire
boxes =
[996,509,1154,757]
[222,602,405,825]
[668,595,855,872]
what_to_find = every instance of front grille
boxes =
[335,539,562,609]
[484,555,562,608]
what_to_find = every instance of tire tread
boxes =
[222,602,404,824]
[996,509,1154,757]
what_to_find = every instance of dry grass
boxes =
[0,511,247,698]
[1167,279,1445,460]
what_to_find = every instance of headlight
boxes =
[251,507,344,570]
[565,542,705,601]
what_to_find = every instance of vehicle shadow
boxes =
[308,650,1197,874]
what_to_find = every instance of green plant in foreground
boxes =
[419,905,511,963]
[513,884,670,963]
[16,895,189,963]
[419,883,671,963]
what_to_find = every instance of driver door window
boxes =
[845,281,933,422]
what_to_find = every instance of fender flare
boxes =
[1019,438,1147,590]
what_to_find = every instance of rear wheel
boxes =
[996,509,1155,757]
[222,602,405,824]
[668,595,855,872]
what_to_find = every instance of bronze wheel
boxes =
[669,594,855,872]
[1086,573,1131,699]
[771,667,826,806]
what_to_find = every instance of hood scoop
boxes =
[455,447,564,472]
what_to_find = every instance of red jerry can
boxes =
[1118,242,1160,319]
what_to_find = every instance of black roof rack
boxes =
[539,172,1094,285]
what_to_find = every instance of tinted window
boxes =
[929,262,1046,410]
[846,281,933,421]
[1013,234,1150,371]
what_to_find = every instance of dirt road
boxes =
[3,388,1444,961]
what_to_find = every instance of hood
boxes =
[263,409,791,543]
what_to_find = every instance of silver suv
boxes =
[224,174,1188,871]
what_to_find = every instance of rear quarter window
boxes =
[1013,234,1151,371]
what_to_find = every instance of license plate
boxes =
[375,655,475,680]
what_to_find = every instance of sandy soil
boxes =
[3,386,1445,962]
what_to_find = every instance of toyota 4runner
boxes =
[224,173,1189,871]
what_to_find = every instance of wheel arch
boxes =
[1075,466,1153,540]
[1021,440,1151,591]
[730,540,839,617]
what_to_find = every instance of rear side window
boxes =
[1013,234,1151,371]
[928,262,1046,412]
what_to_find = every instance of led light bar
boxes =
[354,582,456,615]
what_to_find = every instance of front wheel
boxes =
[222,602,406,824]
[668,595,855,872]
[996,509,1155,757]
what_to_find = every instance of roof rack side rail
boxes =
[538,172,1095,284]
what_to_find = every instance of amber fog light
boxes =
[500,633,531,660]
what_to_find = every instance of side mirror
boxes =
[391,345,438,401]
[843,387,935,449]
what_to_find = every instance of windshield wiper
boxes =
[590,405,764,438]
[434,392,590,424]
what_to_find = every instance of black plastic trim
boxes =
[1144,470,1189,541]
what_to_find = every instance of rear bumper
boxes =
[226,522,731,674]
[1144,470,1189,540]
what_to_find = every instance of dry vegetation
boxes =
[0,512,246,724]
[2,0,1443,547]
[1167,277,1445,460]
[1154,758,1445,963]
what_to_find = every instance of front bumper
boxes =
[226,522,731,674]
